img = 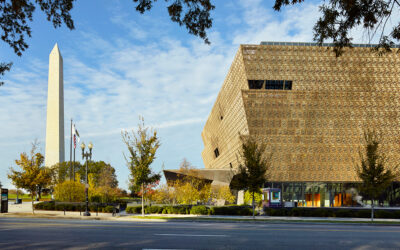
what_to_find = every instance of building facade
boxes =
[201,42,400,207]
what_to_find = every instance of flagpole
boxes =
[70,118,73,181]
[73,144,76,181]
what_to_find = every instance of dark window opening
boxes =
[229,162,233,168]
[214,148,220,158]
[220,116,223,120]
[248,80,264,89]
[284,80,292,90]
[265,80,292,90]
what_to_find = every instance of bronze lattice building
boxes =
[201,42,400,207]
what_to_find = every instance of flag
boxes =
[72,124,80,149]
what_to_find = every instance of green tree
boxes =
[0,0,214,84]
[49,161,83,184]
[8,142,52,214]
[122,117,161,216]
[274,0,400,56]
[231,136,272,218]
[76,161,118,188]
[356,131,397,221]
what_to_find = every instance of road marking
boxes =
[154,234,229,237]
[2,222,400,234]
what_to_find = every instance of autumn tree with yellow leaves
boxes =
[8,142,52,214]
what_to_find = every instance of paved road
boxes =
[0,218,399,249]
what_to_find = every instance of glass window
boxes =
[248,80,264,89]
[265,80,293,90]
[214,148,220,158]
[285,80,293,90]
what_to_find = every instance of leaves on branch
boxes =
[275,0,400,56]
[133,0,215,44]
[0,0,75,82]
[0,61,12,85]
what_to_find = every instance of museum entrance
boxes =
[265,182,359,207]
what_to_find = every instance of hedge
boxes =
[264,207,400,219]
[190,205,210,215]
[210,206,253,216]
[34,201,119,213]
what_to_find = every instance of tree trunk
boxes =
[141,183,145,217]
[31,193,35,215]
[252,191,255,219]
[371,199,374,222]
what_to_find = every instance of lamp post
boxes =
[81,141,93,216]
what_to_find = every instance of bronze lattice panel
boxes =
[201,43,400,182]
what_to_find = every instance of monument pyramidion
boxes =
[45,44,65,167]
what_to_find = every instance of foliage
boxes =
[122,117,161,216]
[264,207,400,219]
[170,158,212,205]
[52,161,82,182]
[34,201,119,213]
[274,0,400,56]
[0,0,75,82]
[134,0,214,44]
[126,205,144,214]
[210,205,254,216]
[151,184,176,204]
[49,161,83,190]
[76,161,118,188]
[211,185,236,204]
[190,205,210,215]
[145,205,164,214]
[244,190,262,206]
[173,180,211,205]
[54,180,85,202]
[356,131,397,221]
[8,142,52,214]
[89,185,123,203]
[0,0,214,83]
[231,136,272,218]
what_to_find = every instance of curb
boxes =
[2,213,400,226]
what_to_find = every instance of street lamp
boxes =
[81,141,93,216]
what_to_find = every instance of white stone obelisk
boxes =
[45,44,65,167]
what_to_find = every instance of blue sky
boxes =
[1,0,376,190]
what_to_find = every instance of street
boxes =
[0,218,400,249]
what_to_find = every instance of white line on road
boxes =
[154,234,229,237]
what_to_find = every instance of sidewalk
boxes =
[2,202,400,224]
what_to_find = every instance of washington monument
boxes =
[45,44,65,167]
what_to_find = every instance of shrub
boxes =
[34,201,55,210]
[210,206,253,216]
[54,181,85,202]
[103,206,116,213]
[335,209,354,218]
[145,206,163,214]
[288,207,303,216]
[313,208,330,217]
[190,205,209,215]
[168,205,191,214]
[126,206,144,214]
[375,210,393,219]
[356,209,371,218]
